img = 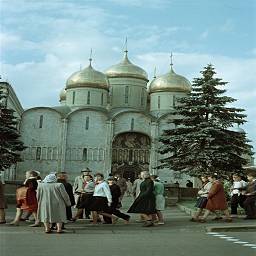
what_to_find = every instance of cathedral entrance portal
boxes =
[111,132,151,182]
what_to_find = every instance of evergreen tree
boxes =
[0,87,26,172]
[158,64,253,178]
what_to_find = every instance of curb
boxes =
[176,203,196,216]
[206,225,256,232]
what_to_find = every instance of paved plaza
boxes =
[1,197,255,256]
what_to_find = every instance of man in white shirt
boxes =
[230,173,247,216]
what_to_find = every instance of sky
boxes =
[0,0,255,157]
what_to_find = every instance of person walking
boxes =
[199,174,232,223]
[151,175,165,225]
[9,170,39,226]
[0,172,6,224]
[243,172,256,219]
[230,173,247,217]
[89,173,117,224]
[132,174,143,199]
[115,173,127,202]
[128,171,156,227]
[190,176,212,222]
[37,173,71,233]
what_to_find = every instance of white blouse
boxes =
[93,181,112,203]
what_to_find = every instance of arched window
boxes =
[87,91,91,104]
[101,92,104,106]
[173,95,176,107]
[36,147,41,160]
[72,91,76,104]
[39,115,43,128]
[131,118,134,131]
[82,148,88,161]
[125,86,129,104]
[158,96,161,109]
[141,89,144,106]
[85,116,89,130]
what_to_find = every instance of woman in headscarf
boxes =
[37,173,71,233]
[128,171,156,227]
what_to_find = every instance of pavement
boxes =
[1,196,256,256]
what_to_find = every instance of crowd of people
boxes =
[191,172,256,222]
[0,170,255,233]
[0,170,165,233]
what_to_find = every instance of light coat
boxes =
[37,182,71,223]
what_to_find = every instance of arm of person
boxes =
[208,183,221,199]
[103,183,112,204]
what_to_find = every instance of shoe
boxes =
[29,223,41,227]
[142,221,154,227]
[9,221,19,226]
[212,217,222,221]
[0,221,6,224]
[189,218,199,222]
[45,230,52,234]
[20,218,28,222]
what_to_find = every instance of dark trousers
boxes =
[230,194,246,214]
[66,206,73,220]
[243,196,256,218]
[103,205,130,223]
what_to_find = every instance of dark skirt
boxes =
[195,197,208,209]
[128,195,156,214]
[89,196,110,212]
[77,193,93,209]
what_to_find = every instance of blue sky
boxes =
[0,0,255,157]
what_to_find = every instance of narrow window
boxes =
[36,147,41,160]
[131,118,134,131]
[87,91,91,104]
[72,91,76,104]
[173,95,176,107]
[82,148,88,161]
[141,89,144,106]
[85,116,89,130]
[158,96,161,109]
[101,92,104,106]
[39,115,43,128]
[125,86,129,104]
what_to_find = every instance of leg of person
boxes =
[29,211,41,227]
[191,208,203,221]
[66,206,72,221]
[0,208,6,223]
[44,222,51,233]
[100,212,118,224]
[230,195,239,215]
[10,208,23,225]
[244,196,256,219]
[112,208,130,223]
[56,223,63,233]
[142,214,154,227]
[199,209,211,222]
[92,211,99,224]
[156,210,164,224]
[223,209,232,222]
[21,211,32,221]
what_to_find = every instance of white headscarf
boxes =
[43,173,57,183]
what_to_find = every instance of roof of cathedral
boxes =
[105,51,148,81]
[51,105,72,117]
[149,66,191,93]
[66,59,109,90]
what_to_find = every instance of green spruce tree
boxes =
[0,88,26,172]
[158,64,252,178]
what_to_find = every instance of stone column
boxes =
[59,118,68,171]
[104,119,114,176]
[149,121,159,174]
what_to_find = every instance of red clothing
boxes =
[206,180,227,211]
[16,179,38,212]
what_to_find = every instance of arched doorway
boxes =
[111,132,151,182]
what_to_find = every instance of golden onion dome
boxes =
[59,88,67,101]
[105,51,148,81]
[66,61,109,90]
[149,66,191,93]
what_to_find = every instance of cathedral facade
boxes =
[15,50,192,184]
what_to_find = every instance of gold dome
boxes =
[105,52,148,81]
[59,88,66,101]
[149,67,191,93]
[66,63,109,90]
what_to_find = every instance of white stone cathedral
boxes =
[6,49,194,184]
